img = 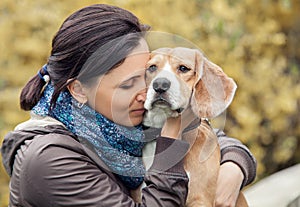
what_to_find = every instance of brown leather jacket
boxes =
[1,116,256,207]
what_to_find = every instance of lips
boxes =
[131,108,146,115]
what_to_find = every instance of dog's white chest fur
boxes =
[143,107,179,128]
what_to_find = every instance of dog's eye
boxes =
[178,65,191,73]
[147,65,157,73]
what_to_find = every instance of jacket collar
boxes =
[14,112,65,131]
[1,114,128,192]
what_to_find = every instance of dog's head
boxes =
[143,47,237,128]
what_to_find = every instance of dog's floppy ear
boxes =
[190,50,237,118]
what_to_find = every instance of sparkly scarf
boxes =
[32,84,146,189]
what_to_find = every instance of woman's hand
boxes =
[215,162,244,207]
[161,108,196,139]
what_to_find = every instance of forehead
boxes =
[149,48,196,69]
[106,39,150,79]
[103,52,149,83]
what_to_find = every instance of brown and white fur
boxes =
[142,47,248,207]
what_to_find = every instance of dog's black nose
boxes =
[153,78,171,93]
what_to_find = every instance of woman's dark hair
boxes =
[20,4,150,110]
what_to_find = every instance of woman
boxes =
[1,4,256,207]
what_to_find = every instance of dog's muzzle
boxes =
[150,77,185,114]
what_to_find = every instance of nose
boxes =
[136,88,147,102]
[152,78,171,93]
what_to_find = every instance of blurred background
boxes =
[0,0,299,206]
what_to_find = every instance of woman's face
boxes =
[86,39,150,126]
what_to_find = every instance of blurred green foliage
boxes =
[0,0,299,205]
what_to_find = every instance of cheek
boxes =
[110,88,140,117]
[93,88,114,118]
[111,90,132,110]
[89,83,124,120]
[110,89,141,126]
[92,80,145,126]
[93,89,131,124]
[177,75,195,100]
[180,82,193,98]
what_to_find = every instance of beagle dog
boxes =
[143,47,248,207]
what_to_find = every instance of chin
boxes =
[129,117,144,127]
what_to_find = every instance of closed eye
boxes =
[178,65,191,73]
[119,75,140,89]
[119,79,135,89]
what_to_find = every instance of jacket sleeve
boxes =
[21,134,189,207]
[214,128,257,188]
[142,137,189,206]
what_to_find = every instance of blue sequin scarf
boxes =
[32,84,146,189]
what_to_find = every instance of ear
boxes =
[190,50,237,118]
[67,80,88,104]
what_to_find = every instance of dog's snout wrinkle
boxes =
[152,77,171,94]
